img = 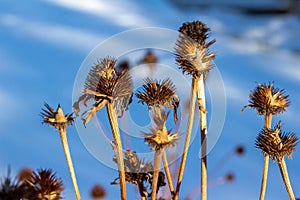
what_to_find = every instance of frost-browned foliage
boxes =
[243,83,290,115]
[73,56,133,125]
[175,21,215,78]
[136,78,179,123]
[111,150,166,197]
[41,103,73,130]
[256,122,298,161]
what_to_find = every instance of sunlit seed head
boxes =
[74,56,133,125]
[243,83,290,116]
[24,168,64,200]
[143,108,178,151]
[176,21,216,78]
[179,21,211,46]
[255,122,298,161]
[41,103,73,130]
[136,78,179,123]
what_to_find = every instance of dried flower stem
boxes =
[174,77,198,200]
[277,157,295,199]
[58,127,81,200]
[259,114,272,200]
[107,103,126,200]
[162,150,174,196]
[197,75,207,200]
[151,150,162,200]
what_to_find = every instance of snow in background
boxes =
[0,0,299,199]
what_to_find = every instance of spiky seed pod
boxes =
[73,56,133,125]
[136,78,180,123]
[111,150,166,197]
[179,21,211,46]
[243,83,290,116]
[144,109,178,151]
[41,103,73,130]
[256,122,298,161]
[175,21,216,78]
[90,184,106,199]
[25,169,64,200]
[0,169,25,200]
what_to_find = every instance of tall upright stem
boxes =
[107,104,126,200]
[151,150,162,200]
[277,157,295,200]
[59,127,81,200]
[162,150,174,196]
[174,77,198,200]
[259,114,272,200]
[197,75,207,200]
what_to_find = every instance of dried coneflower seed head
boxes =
[41,103,73,130]
[90,184,106,199]
[179,21,210,46]
[144,109,178,151]
[243,83,290,116]
[136,78,180,123]
[111,150,165,197]
[73,56,133,125]
[25,169,64,200]
[256,122,298,161]
[0,168,25,199]
[176,21,215,78]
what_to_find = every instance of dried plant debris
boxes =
[136,78,180,123]
[176,21,215,78]
[24,168,64,200]
[41,103,74,130]
[256,122,298,161]
[144,109,178,151]
[111,150,166,197]
[0,168,26,200]
[73,56,133,126]
[242,82,290,115]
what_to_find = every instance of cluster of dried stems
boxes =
[1,20,298,200]
[242,82,298,200]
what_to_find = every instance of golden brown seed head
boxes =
[175,21,216,78]
[179,21,211,46]
[41,103,73,130]
[24,169,64,200]
[143,108,178,151]
[73,56,133,125]
[256,122,298,161]
[136,78,179,123]
[244,83,290,116]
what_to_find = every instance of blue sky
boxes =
[1,0,300,199]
